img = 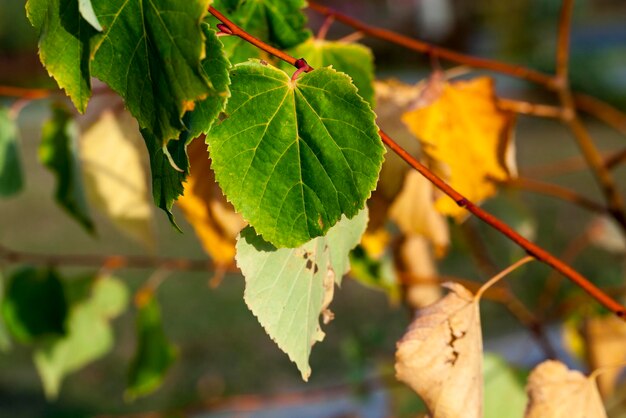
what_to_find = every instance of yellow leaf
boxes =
[177,139,246,266]
[80,110,155,247]
[360,228,390,260]
[389,170,449,253]
[525,360,607,418]
[401,77,515,219]
[395,282,482,418]
[584,315,626,398]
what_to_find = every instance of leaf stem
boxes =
[475,256,535,301]
[497,98,565,119]
[379,129,626,318]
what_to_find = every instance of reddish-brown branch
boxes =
[500,177,608,214]
[553,0,626,233]
[574,93,626,137]
[379,130,625,318]
[209,6,307,71]
[0,243,227,273]
[0,85,53,100]
[307,1,556,88]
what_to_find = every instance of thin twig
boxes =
[497,98,565,119]
[499,177,608,214]
[307,1,556,88]
[523,147,626,178]
[379,130,626,318]
[209,6,309,71]
[574,93,626,137]
[0,243,227,273]
[553,0,626,233]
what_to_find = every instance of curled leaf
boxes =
[525,360,606,418]
[395,282,482,418]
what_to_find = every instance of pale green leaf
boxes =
[39,104,94,233]
[484,354,527,418]
[280,39,376,106]
[1,267,68,344]
[26,0,98,112]
[90,0,214,143]
[78,0,102,31]
[236,209,368,380]
[126,295,177,400]
[208,62,383,248]
[211,0,310,63]
[0,108,24,197]
[34,277,129,399]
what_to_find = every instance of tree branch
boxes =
[379,130,625,318]
[307,1,556,88]
[0,243,226,273]
[553,0,626,233]
[499,177,608,214]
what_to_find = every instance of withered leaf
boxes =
[525,360,607,418]
[395,282,482,418]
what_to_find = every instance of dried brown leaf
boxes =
[525,360,607,418]
[395,282,482,418]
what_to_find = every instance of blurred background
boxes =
[1,0,626,417]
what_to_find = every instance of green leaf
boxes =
[208,62,383,248]
[78,0,102,31]
[0,108,24,197]
[143,129,188,229]
[484,353,528,418]
[90,0,214,143]
[34,277,129,399]
[348,245,399,298]
[1,267,68,344]
[0,271,13,352]
[280,39,376,106]
[142,25,230,227]
[39,104,94,233]
[211,0,310,63]
[182,23,232,140]
[126,294,177,401]
[26,0,98,113]
[236,209,368,380]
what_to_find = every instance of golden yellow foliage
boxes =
[402,77,515,220]
[177,139,246,267]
